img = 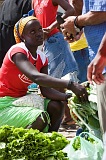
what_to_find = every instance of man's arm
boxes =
[61,11,106,42]
[76,11,106,27]
[87,33,106,84]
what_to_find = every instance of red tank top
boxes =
[33,0,59,37]
[0,42,48,97]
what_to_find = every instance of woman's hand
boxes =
[68,81,88,102]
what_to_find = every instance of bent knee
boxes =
[47,100,65,115]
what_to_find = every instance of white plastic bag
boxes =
[66,132,104,160]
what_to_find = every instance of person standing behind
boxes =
[60,0,106,135]
[57,0,89,126]
[69,0,90,83]
[32,0,80,127]
[0,0,32,67]
[87,31,106,135]
[87,32,106,160]
[70,33,90,83]
[32,0,79,82]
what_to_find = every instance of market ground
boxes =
[58,124,78,138]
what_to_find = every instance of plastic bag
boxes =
[80,132,104,159]
[66,132,104,160]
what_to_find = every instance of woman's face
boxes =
[22,20,44,46]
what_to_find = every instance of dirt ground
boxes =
[58,124,78,139]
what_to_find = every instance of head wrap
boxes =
[14,10,37,43]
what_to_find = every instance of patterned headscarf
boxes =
[14,10,37,43]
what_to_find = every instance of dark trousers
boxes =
[0,24,16,67]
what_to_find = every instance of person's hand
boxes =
[65,30,83,43]
[60,16,83,43]
[43,27,52,40]
[74,30,83,41]
[68,82,88,102]
[60,16,77,41]
[87,54,106,85]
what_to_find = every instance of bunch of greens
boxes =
[80,132,97,144]
[72,133,97,151]
[0,125,69,160]
[68,82,100,135]
[72,136,81,151]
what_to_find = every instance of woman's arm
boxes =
[12,52,69,89]
[43,0,75,32]
[32,0,36,16]
[70,0,83,15]
[61,11,106,42]
[12,52,88,101]
[39,65,69,101]
[53,0,75,18]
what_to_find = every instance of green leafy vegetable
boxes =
[72,137,81,150]
[68,82,101,138]
[0,125,69,160]
[72,133,97,151]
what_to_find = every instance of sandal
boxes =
[61,123,77,130]
[61,119,75,126]
[61,119,76,129]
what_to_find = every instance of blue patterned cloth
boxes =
[44,32,78,78]
[82,0,106,72]
[28,83,38,89]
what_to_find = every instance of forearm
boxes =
[61,7,75,19]
[40,87,67,101]
[49,7,75,30]
[32,72,69,89]
[70,0,83,15]
[13,53,69,89]
[77,11,106,27]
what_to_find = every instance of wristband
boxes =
[74,16,84,31]
[67,79,73,90]
[65,93,72,102]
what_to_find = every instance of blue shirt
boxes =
[82,0,106,63]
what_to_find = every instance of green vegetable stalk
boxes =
[68,82,101,137]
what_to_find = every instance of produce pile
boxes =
[68,82,101,138]
[0,125,69,160]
